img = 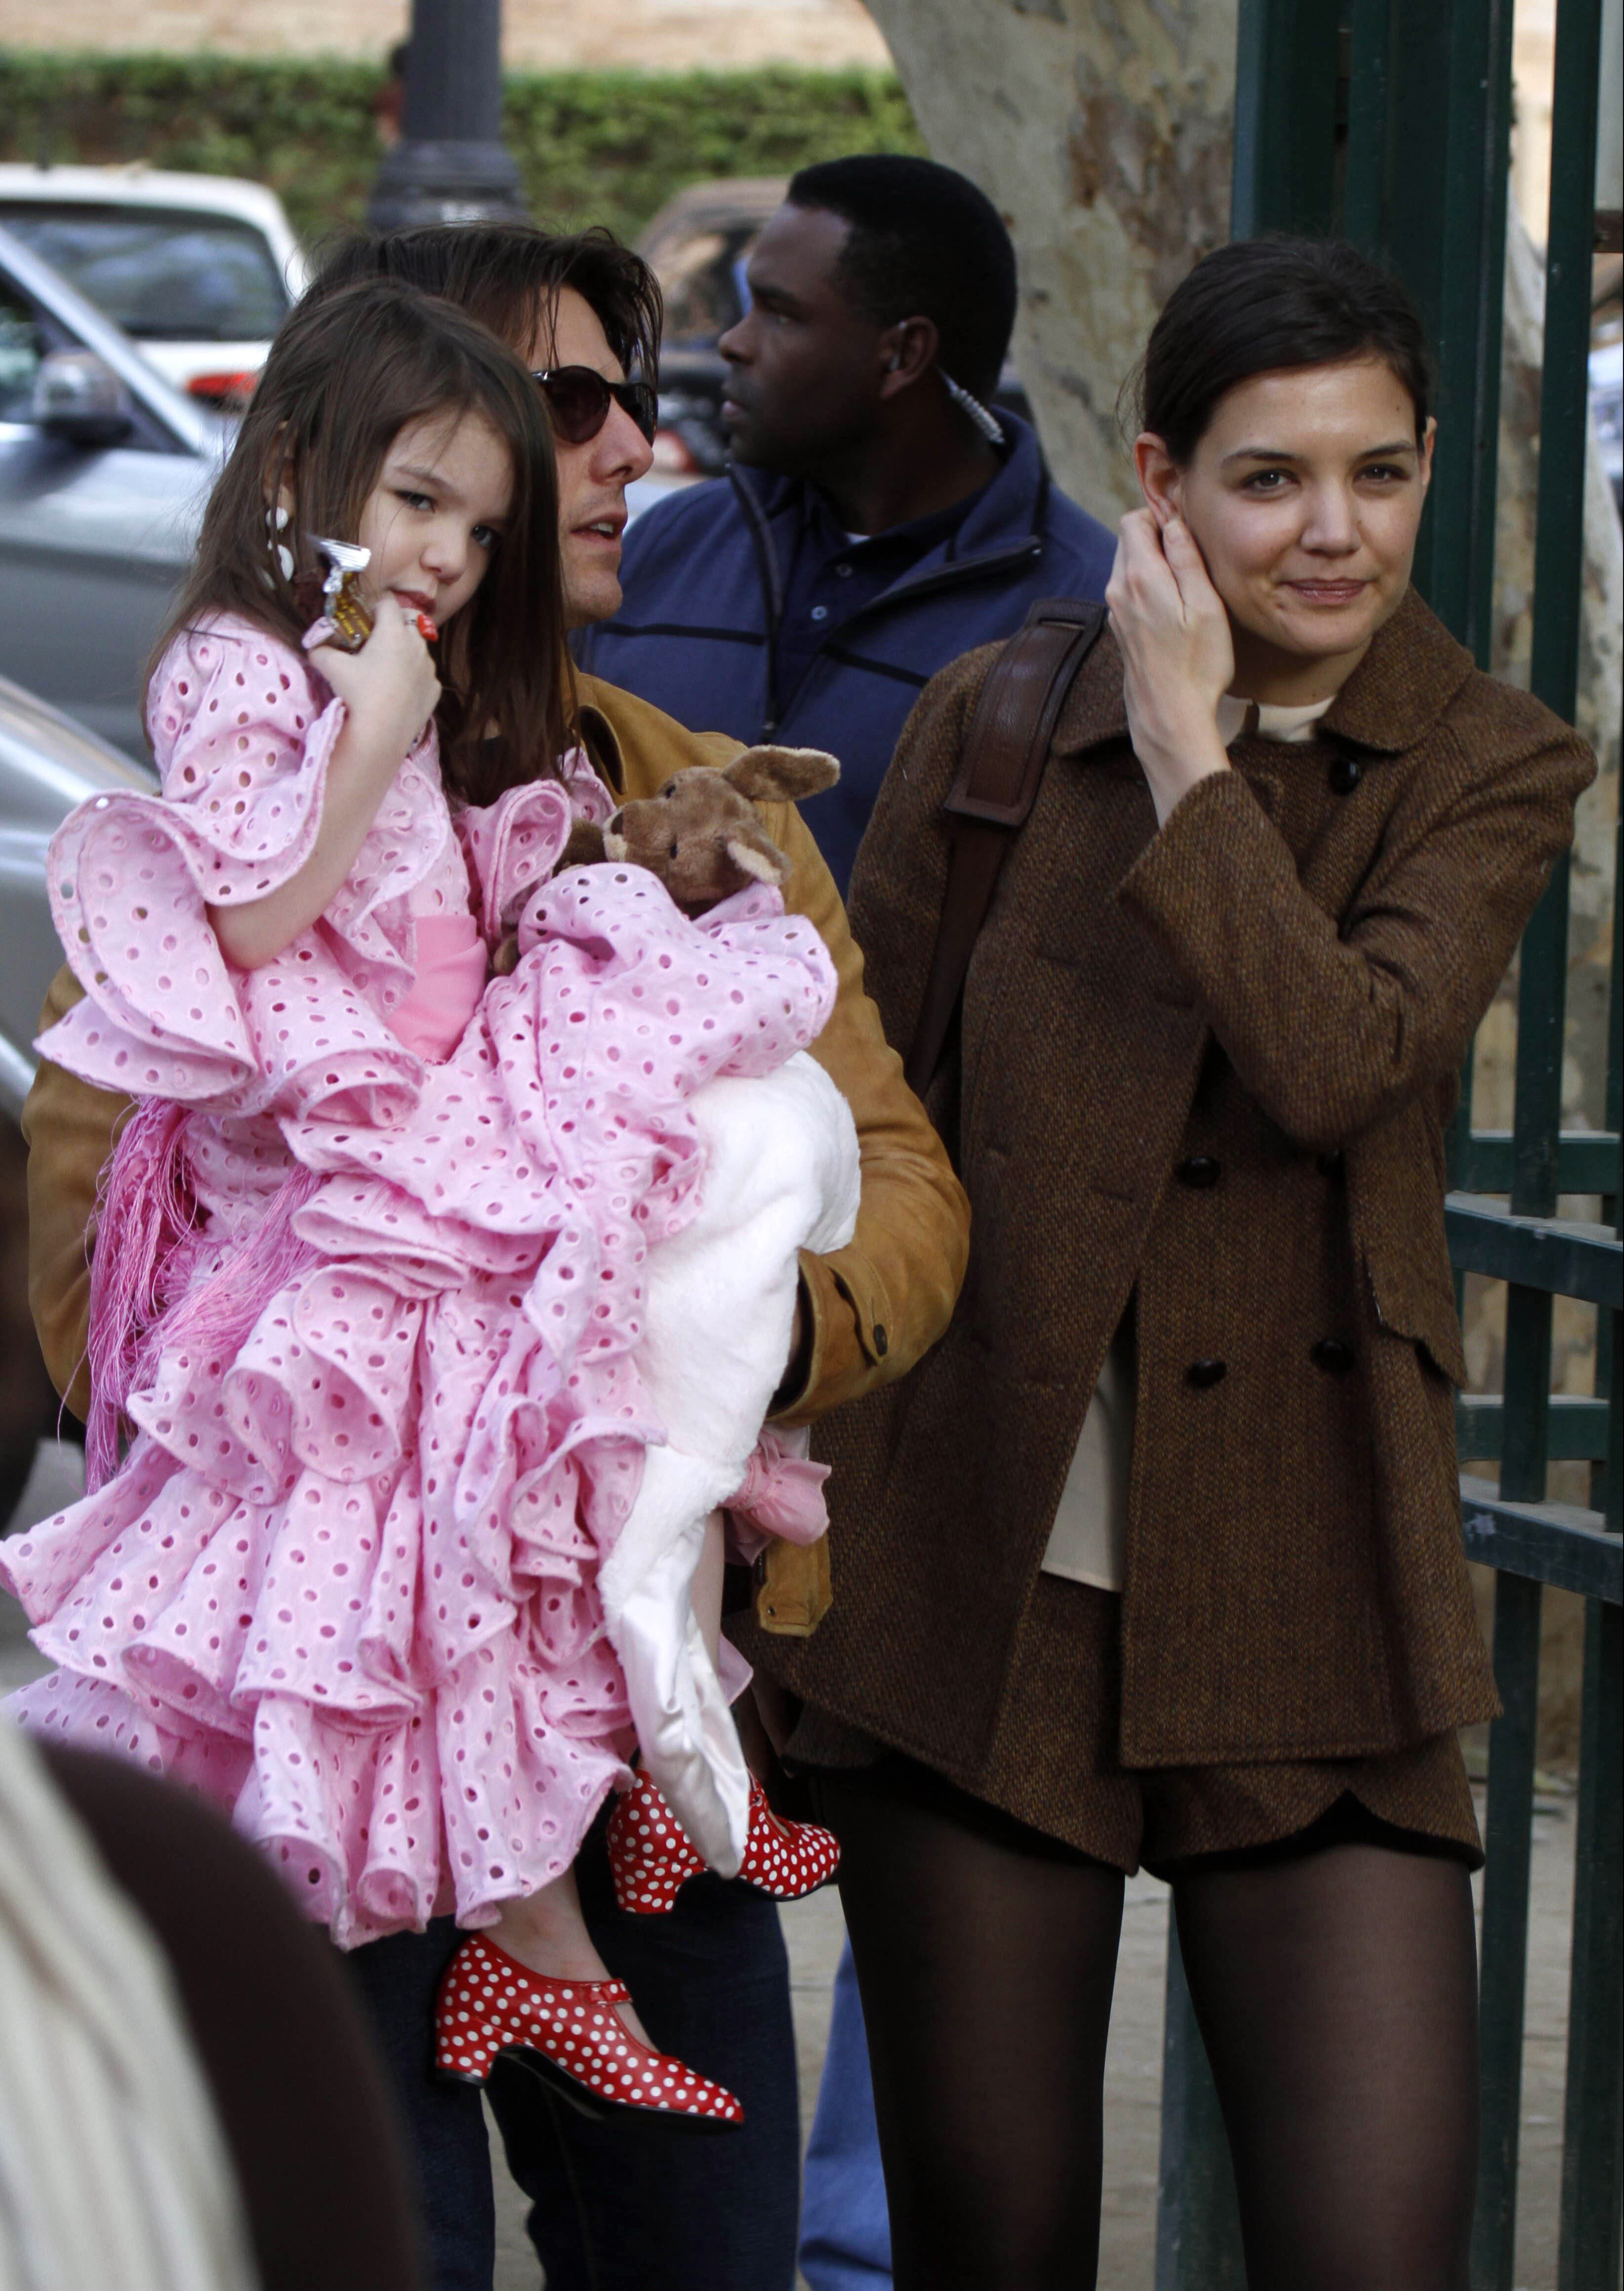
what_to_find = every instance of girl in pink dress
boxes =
[1,281,845,2126]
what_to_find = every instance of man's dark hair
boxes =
[1137,236,1435,460]
[310,220,663,383]
[786,155,1016,402]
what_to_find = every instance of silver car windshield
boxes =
[0,204,290,343]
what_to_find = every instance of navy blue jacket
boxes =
[576,416,1115,892]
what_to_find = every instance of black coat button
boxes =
[872,1323,889,1358]
[1177,1154,1221,1188]
[1310,1337,1357,1374]
[1329,755,1362,794]
[1316,1150,1345,1179]
[1186,1358,1227,1389]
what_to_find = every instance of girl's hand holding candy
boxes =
[314,594,443,762]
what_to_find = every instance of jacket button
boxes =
[1310,1337,1357,1374]
[1316,1150,1345,1179]
[1329,755,1362,795]
[1186,1358,1227,1389]
[1176,1154,1221,1189]
[872,1323,889,1358]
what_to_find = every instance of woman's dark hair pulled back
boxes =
[1137,236,1435,462]
[159,278,572,806]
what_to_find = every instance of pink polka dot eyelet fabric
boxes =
[4,626,841,1948]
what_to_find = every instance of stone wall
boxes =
[0,0,890,71]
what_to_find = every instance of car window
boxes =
[0,205,290,343]
[0,280,43,420]
[656,225,762,344]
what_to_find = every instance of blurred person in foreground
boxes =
[0,1715,420,2289]
[583,154,1118,2290]
[578,154,1115,896]
[15,219,967,2291]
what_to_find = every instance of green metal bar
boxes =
[1472,1571,1543,2291]
[1447,1035,1479,1191]
[1387,0,1513,661]
[1460,1478,1624,1603]
[1340,0,1392,250]
[1529,0,1606,726]
[1456,1395,1613,1463]
[1510,859,1574,1222]
[1230,0,1340,238]
[1449,1131,1621,1198]
[1155,1925,1246,2290]
[1557,1598,1623,2287]
[1445,1196,1623,1306]
[1597,823,1621,1520]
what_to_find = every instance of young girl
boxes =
[1,281,846,2126]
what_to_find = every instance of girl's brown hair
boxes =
[159,279,572,804]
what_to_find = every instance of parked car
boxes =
[0,670,148,1504]
[0,219,222,759]
[0,165,307,407]
[0,670,154,1123]
[635,176,1035,479]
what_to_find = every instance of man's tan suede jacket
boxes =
[23,672,970,1440]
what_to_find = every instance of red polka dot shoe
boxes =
[434,1932,744,2128]
[607,1766,840,1915]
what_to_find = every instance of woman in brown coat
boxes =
[746,239,1595,2288]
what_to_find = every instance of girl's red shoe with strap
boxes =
[434,1932,744,2126]
[608,1767,840,1915]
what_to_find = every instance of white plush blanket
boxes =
[598,1051,859,1872]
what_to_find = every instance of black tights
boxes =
[814,1766,1478,2291]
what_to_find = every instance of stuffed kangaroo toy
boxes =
[492,745,841,973]
[573,743,841,909]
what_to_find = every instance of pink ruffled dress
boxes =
[1,614,838,1946]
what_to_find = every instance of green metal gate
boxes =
[1156,2,1624,2282]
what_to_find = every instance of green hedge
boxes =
[0,53,924,248]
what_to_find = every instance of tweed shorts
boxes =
[787,1572,1482,1878]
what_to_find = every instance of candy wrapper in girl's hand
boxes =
[302,535,374,654]
[302,535,439,655]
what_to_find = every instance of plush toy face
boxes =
[598,745,840,914]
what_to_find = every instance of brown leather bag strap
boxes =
[904,597,1106,1098]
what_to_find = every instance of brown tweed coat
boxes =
[745,588,1596,1779]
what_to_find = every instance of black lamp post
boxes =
[367,0,526,232]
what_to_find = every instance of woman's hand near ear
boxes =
[1106,509,1234,827]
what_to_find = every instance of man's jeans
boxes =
[798,1939,894,2289]
[342,1805,801,2291]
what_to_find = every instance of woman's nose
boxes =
[1301,483,1359,550]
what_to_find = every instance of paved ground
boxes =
[0,1442,1583,2289]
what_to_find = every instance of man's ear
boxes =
[724,745,841,804]
[877,315,937,400]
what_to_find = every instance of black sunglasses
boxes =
[532,365,659,446]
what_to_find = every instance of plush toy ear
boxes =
[558,817,607,870]
[725,825,791,887]
[723,744,841,805]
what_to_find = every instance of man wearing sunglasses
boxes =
[18,220,969,2291]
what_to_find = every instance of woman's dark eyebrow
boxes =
[1221,439,1418,467]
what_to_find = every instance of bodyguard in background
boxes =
[577,154,1115,893]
